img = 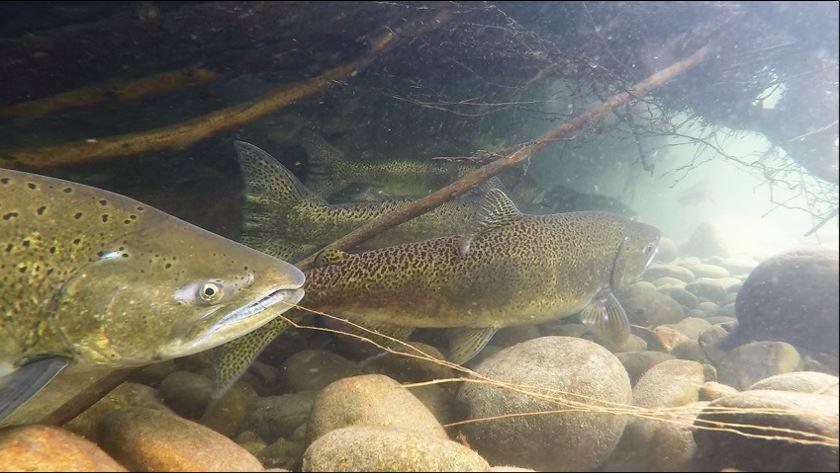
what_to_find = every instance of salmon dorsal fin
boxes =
[458,188,521,257]
[234,140,325,206]
[314,247,349,267]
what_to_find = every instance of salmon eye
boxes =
[643,243,656,256]
[199,282,223,304]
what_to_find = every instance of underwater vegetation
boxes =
[0,2,837,472]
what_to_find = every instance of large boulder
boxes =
[734,248,838,360]
[302,426,489,472]
[694,390,839,471]
[306,374,446,444]
[716,341,802,389]
[457,337,631,471]
[99,407,263,471]
[0,425,126,471]
[619,285,685,327]
[279,350,361,392]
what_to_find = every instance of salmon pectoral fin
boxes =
[0,355,69,422]
[448,327,498,365]
[579,288,631,345]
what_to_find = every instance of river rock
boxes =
[540,322,587,338]
[694,390,839,471]
[734,248,839,358]
[652,276,687,289]
[717,341,802,389]
[457,336,631,471]
[648,325,691,352]
[685,278,728,303]
[620,286,685,326]
[630,360,707,439]
[65,382,169,441]
[720,302,737,316]
[302,426,490,472]
[235,431,267,457]
[306,374,446,444]
[649,401,709,472]
[749,371,839,395]
[98,407,263,471]
[698,381,739,401]
[259,438,305,470]
[707,315,736,325]
[280,350,361,392]
[653,237,678,263]
[616,351,675,385]
[202,381,259,437]
[672,317,713,340]
[595,333,648,353]
[659,287,699,308]
[644,264,696,283]
[0,425,126,471]
[158,370,213,420]
[671,340,709,363]
[696,301,720,314]
[242,391,316,443]
[686,263,730,279]
[628,280,657,292]
[359,342,452,385]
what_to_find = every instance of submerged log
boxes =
[0,67,219,119]
[0,8,452,169]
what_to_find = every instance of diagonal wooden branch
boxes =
[0,8,452,170]
[296,43,714,270]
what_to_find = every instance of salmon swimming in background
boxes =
[235,140,497,261]
[211,185,661,399]
[0,168,305,423]
[296,129,482,199]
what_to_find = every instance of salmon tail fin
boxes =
[234,140,326,259]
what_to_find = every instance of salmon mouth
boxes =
[217,287,305,326]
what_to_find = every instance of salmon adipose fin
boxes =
[459,188,522,257]
[579,288,631,344]
[0,356,68,422]
[448,327,498,364]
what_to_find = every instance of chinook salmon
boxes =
[212,188,660,397]
[0,169,305,421]
[236,141,488,260]
[297,130,479,199]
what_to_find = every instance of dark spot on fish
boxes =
[2,212,18,220]
[124,219,131,224]
[74,212,83,219]
[64,187,73,193]
[99,199,107,206]
[27,183,36,190]
[101,214,109,223]
[97,251,105,257]
[18,266,26,273]
[0,178,9,185]
[36,206,46,215]
[119,246,124,251]
[5,243,12,252]
[22,240,30,248]
[122,253,129,258]
[165,263,172,269]
[49,246,56,254]
[73,238,81,245]
[130,214,137,220]
[136,206,144,211]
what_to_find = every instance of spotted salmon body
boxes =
[212,187,660,398]
[0,168,305,422]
